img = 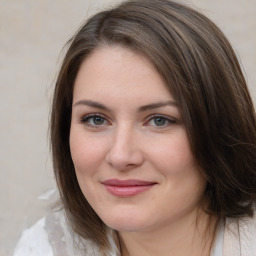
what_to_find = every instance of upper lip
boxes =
[101,179,157,186]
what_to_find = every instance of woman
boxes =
[16,0,256,255]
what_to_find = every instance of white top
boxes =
[14,210,256,256]
[13,217,53,256]
[14,211,118,256]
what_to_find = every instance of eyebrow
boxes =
[73,99,176,112]
[138,100,177,112]
[73,99,110,111]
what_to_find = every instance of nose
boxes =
[105,125,144,170]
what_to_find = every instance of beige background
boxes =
[0,0,255,255]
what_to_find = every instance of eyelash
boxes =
[80,113,110,127]
[144,114,176,128]
[80,114,176,128]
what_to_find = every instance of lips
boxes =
[101,179,157,197]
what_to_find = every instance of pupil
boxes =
[154,117,165,126]
[93,116,104,125]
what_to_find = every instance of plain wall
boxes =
[0,0,255,255]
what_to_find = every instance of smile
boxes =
[101,179,157,197]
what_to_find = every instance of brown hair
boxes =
[50,0,256,251]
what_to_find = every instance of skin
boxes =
[70,46,213,256]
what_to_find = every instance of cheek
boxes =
[69,129,106,176]
[69,130,107,203]
[149,134,195,174]
[148,132,205,194]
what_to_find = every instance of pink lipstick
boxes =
[101,179,156,197]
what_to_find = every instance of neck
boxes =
[118,210,217,256]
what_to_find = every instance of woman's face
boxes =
[70,46,206,233]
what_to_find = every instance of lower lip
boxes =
[104,184,155,197]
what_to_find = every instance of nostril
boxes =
[105,145,143,170]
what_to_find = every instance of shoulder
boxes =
[13,210,107,256]
[223,210,256,256]
[13,217,53,256]
[46,209,106,255]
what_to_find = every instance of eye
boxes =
[81,114,109,127]
[145,115,176,128]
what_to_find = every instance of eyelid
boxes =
[80,112,104,120]
[80,113,111,126]
[144,114,176,126]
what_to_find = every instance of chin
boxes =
[107,221,149,232]
[101,211,152,232]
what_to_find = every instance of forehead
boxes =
[73,46,174,104]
